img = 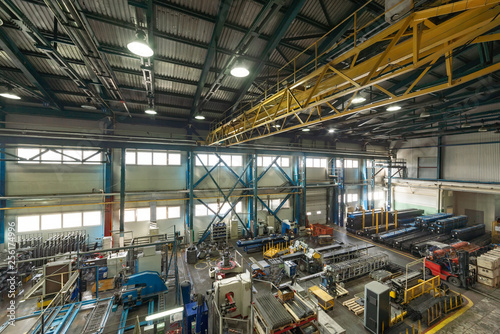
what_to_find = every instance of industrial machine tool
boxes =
[184,295,208,334]
[115,271,168,308]
[236,234,294,253]
[387,271,422,304]
[212,249,243,277]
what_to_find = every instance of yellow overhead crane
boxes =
[208,0,500,146]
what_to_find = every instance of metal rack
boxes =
[324,253,389,282]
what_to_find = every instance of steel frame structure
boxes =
[208,0,500,146]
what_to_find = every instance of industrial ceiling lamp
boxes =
[302,128,310,132]
[328,128,335,133]
[194,115,205,120]
[420,110,430,118]
[352,96,366,104]
[461,115,471,128]
[127,30,154,57]
[81,97,97,110]
[478,119,488,132]
[0,86,21,100]
[230,59,249,77]
[145,102,157,115]
[386,105,401,111]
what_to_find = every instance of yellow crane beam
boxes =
[208,0,500,146]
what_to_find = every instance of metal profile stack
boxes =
[346,209,423,233]
[451,224,485,240]
[254,294,295,330]
[428,216,468,234]
[212,222,227,243]
[415,213,453,228]
[372,227,418,242]
[324,253,389,282]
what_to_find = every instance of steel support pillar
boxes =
[371,159,375,210]
[253,154,258,235]
[104,149,113,237]
[437,136,443,179]
[301,154,306,226]
[0,114,4,244]
[186,150,194,244]
[327,158,335,224]
[361,159,368,210]
[293,156,301,223]
[246,154,256,237]
[119,148,126,238]
[387,160,392,211]
[339,158,345,227]
[332,158,339,225]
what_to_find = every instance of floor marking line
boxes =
[423,292,473,333]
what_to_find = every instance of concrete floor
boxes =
[2,226,500,333]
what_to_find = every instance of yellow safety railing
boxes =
[404,275,441,304]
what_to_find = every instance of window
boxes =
[336,160,342,168]
[352,193,358,202]
[41,150,61,164]
[347,194,353,202]
[208,154,218,166]
[168,153,181,165]
[280,157,290,167]
[137,151,152,165]
[221,155,232,166]
[17,148,102,164]
[316,211,322,215]
[307,157,327,168]
[124,209,136,222]
[306,212,312,216]
[168,206,181,219]
[196,154,208,166]
[195,205,208,217]
[345,159,353,168]
[83,211,101,226]
[126,151,136,164]
[63,150,82,164]
[156,206,167,220]
[18,148,40,164]
[306,158,314,168]
[18,215,40,232]
[41,214,62,230]
[352,160,359,168]
[153,152,167,165]
[136,208,151,221]
[232,155,242,167]
[208,203,218,214]
[367,160,373,168]
[63,212,82,228]
[263,156,273,167]
[320,159,327,168]
[270,199,289,210]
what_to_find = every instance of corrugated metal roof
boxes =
[155,5,214,44]
[45,77,82,93]
[12,0,54,32]
[154,37,207,64]
[0,51,16,67]
[167,0,220,16]
[227,0,262,29]
[79,0,134,23]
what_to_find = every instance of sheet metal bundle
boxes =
[324,253,389,281]
[371,227,418,242]
[414,213,453,228]
[346,209,423,233]
[428,215,468,234]
[254,294,294,329]
[451,224,485,241]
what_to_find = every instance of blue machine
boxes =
[184,300,208,334]
[281,220,298,235]
[284,260,297,278]
[120,271,168,308]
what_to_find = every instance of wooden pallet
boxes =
[335,284,349,297]
[342,297,364,315]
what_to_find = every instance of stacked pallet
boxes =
[476,249,500,288]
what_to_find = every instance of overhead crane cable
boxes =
[208,2,500,146]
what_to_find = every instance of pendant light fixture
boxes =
[127,30,154,58]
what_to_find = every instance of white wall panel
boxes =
[306,190,327,224]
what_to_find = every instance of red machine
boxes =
[311,223,334,237]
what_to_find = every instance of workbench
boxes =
[308,285,334,310]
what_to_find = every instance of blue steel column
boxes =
[293,156,301,223]
[361,159,368,210]
[246,154,255,237]
[0,114,4,244]
[339,158,345,227]
[371,159,375,210]
[327,157,335,224]
[104,149,112,237]
[301,154,306,225]
[186,150,194,244]
[252,154,258,235]
[332,158,339,225]
[437,136,442,179]
[119,148,126,236]
[387,160,392,211]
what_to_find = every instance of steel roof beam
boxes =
[189,0,233,120]
[44,0,131,116]
[347,0,384,15]
[196,0,284,118]
[230,0,308,113]
[0,28,61,109]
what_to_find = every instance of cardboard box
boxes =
[477,275,500,288]
[477,266,500,279]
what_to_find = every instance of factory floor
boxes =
[1,226,500,333]
[181,226,500,334]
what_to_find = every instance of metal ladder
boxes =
[81,301,110,334]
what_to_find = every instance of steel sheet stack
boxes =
[428,215,468,234]
[324,253,389,281]
[451,224,485,240]
[415,213,453,228]
[255,294,295,329]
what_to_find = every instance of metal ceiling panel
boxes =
[226,0,263,28]
[155,61,202,82]
[154,37,207,64]
[0,51,17,67]
[167,0,220,16]
[155,5,214,44]
[12,0,55,31]
[78,0,134,23]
